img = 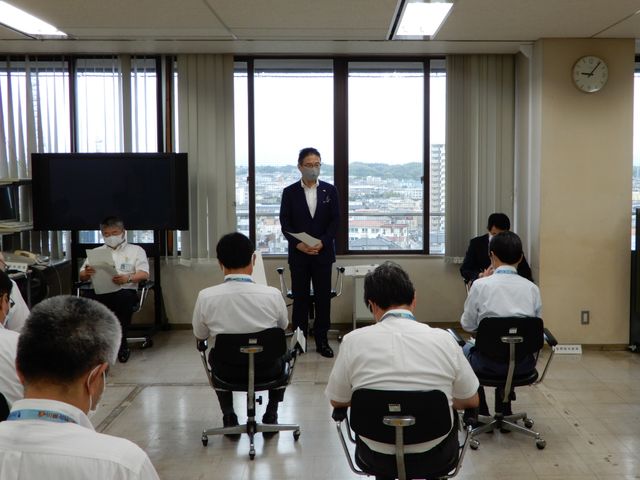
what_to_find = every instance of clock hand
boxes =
[588,61,601,76]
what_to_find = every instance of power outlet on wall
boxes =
[581,310,590,325]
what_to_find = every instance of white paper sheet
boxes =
[287,232,320,247]
[289,327,306,353]
[86,248,120,295]
[252,250,267,286]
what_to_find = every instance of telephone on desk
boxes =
[3,250,49,271]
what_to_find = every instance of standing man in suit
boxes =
[280,147,340,358]
[460,213,532,286]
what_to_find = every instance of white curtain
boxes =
[177,54,236,260]
[444,54,516,262]
[0,57,71,258]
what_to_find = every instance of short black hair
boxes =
[297,147,321,165]
[0,270,12,298]
[216,232,254,269]
[364,261,415,311]
[100,216,124,230]
[17,296,121,384]
[487,213,510,231]
[489,231,523,265]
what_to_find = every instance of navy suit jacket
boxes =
[460,233,533,284]
[280,180,340,266]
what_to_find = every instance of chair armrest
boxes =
[447,328,466,347]
[332,407,348,422]
[543,328,558,347]
[196,338,208,352]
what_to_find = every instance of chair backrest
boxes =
[474,316,544,363]
[0,393,9,422]
[211,327,286,368]
[350,389,451,445]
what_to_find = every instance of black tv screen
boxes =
[32,153,189,231]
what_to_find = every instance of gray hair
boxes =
[17,295,121,383]
[99,216,124,230]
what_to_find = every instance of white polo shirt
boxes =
[81,241,149,290]
[461,265,542,332]
[0,398,159,479]
[4,279,29,332]
[325,311,479,455]
[0,328,22,407]
[192,274,289,345]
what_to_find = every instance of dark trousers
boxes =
[290,261,332,345]
[209,353,286,416]
[355,414,460,480]
[92,289,138,346]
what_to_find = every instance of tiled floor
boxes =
[96,330,640,480]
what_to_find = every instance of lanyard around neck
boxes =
[380,311,416,322]
[7,409,77,424]
[224,277,254,283]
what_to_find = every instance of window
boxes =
[634,62,640,249]
[236,57,445,254]
[235,58,446,254]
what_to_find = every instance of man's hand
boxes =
[478,266,494,279]
[80,265,96,282]
[112,274,131,285]
[296,241,322,255]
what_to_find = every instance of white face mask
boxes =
[104,233,125,249]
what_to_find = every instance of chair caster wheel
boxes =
[201,435,208,447]
[536,440,546,450]
[470,439,479,450]
[249,449,256,460]
[337,335,343,342]
[524,419,534,429]
[293,429,301,441]
[142,339,153,349]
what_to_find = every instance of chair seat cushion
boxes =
[477,368,538,387]
[213,362,290,392]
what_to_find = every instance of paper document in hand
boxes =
[288,232,320,247]
[86,248,120,295]
[290,327,306,353]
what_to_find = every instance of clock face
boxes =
[572,56,608,93]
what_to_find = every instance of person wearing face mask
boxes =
[0,270,24,410]
[79,216,150,363]
[280,147,340,358]
[459,212,533,286]
[0,252,30,332]
[460,231,541,421]
[0,295,159,479]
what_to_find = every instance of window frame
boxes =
[235,55,445,255]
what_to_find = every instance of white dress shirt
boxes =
[4,279,29,332]
[461,265,542,332]
[0,398,159,479]
[81,241,149,290]
[192,274,289,346]
[325,311,479,454]
[0,328,22,407]
[301,179,318,218]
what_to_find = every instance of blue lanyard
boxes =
[495,269,518,275]
[7,409,77,424]
[224,277,254,283]
[380,312,417,322]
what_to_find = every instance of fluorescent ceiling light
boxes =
[393,1,453,39]
[0,1,67,38]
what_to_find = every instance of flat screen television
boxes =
[32,153,189,231]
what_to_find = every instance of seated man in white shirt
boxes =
[326,262,479,479]
[0,270,24,410]
[0,295,159,479]
[80,216,150,363]
[192,232,289,438]
[460,231,542,419]
[0,252,30,332]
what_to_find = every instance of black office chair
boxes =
[197,327,301,460]
[75,280,155,349]
[333,389,472,480]
[449,317,557,450]
[276,265,345,342]
[0,393,9,421]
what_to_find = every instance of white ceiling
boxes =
[1,0,640,54]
